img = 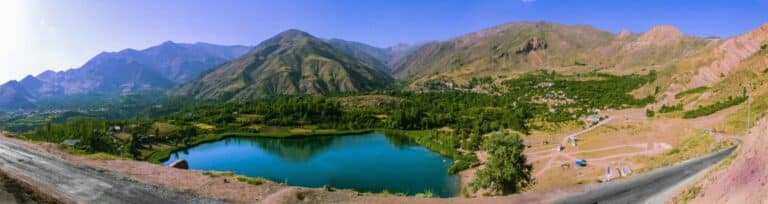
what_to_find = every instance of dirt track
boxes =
[0,136,223,204]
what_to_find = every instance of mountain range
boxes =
[0,42,251,110]
[2,21,767,111]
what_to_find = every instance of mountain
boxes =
[175,29,394,99]
[392,22,712,85]
[32,41,251,96]
[325,39,429,73]
[326,39,392,72]
[639,23,768,107]
[0,41,251,111]
[0,81,36,110]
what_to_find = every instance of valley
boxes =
[0,15,766,203]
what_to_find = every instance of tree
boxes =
[125,133,142,159]
[470,132,532,195]
[646,109,655,117]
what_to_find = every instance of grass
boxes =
[153,122,179,135]
[202,171,265,186]
[361,189,406,197]
[84,152,127,160]
[675,185,702,203]
[414,190,436,198]
[202,171,236,178]
[236,176,266,185]
[721,89,768,134]
[192,122,215,130]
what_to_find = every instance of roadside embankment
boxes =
[692,116,768,203]
[0,169,66,204]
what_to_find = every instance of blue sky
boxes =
[2,0,767,84]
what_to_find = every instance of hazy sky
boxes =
[2,0,768,84]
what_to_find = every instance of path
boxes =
[535,118,613,177]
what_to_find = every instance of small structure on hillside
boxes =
[618,166,633,177]
[569,136,577,147]
[604,166,613,181]
[556,145,564,152]
[586,115,606,126]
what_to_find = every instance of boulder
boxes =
[168,160,189,169]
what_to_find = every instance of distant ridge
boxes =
[0,41,251,110]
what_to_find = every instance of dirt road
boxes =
[0,136,223,204]
[535,118,613,177]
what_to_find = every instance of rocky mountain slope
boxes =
[0,81,36,110]
[392,22,712,86]
[174,29,394,99]
[325,39,427,73]
[637,23,768,107]
[0,42,251,111]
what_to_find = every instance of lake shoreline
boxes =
[147,129,377,163]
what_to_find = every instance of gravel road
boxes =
[552,145,737,204]
[0,136,225,204]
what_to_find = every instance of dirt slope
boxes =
[693,116,768,203]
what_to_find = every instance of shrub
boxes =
[659,104,683,113]
[646,109,655,117]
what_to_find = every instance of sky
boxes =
[2,0,768,84]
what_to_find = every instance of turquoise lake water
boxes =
[162,133,459,197]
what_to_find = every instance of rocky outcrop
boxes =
[167,160,188,169]
[688,23,768,88]
[516,37,548,54]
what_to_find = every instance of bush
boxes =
[659,104,683,113]
[646,109,655,117]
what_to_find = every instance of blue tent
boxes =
[575,159,587,167]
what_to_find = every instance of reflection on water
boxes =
[164,133,458,197]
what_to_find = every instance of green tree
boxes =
[470,132,532,195]
[646,109,655,117]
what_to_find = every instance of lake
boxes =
[163,133,460,197]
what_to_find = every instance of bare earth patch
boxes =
[691,117,768,204]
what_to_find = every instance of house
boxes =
[587,115,604,123]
